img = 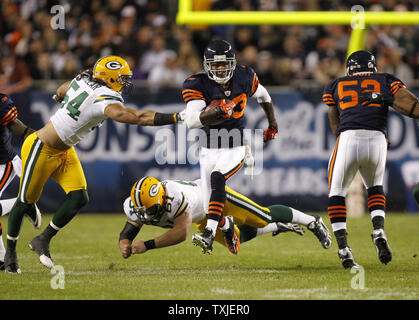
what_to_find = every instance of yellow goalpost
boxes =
[176,0,419,57]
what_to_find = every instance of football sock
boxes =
[39,222,59,242]
[334,228,348,249]
[0,198,18,216]
[367,186,386,230]
[52,189,89,229]
[289,208,315,226]
[328,195,347,231]
[413,182,419,206]
[238,224,257,243]
[267,205,293,223]
[206,172,226,235]
[7,199,31,239]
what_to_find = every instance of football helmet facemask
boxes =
[203,39,236,85]
[130,177,165,223]
[346,50,377,76]
[93,55,133,94]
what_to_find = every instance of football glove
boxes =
[263,126,278,142]
[219,100,234,119]
[359,91,394,107]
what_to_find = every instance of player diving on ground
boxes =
[118,177,331,258]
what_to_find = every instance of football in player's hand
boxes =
[201,99,235,126]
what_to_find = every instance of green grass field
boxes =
[1,213,418,300]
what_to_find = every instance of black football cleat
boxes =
[307,216,332,249]
[371,229,392,265]
[338,246,359,269]
[4,249,21,274]
[192,228,215,254]
[272,222,305,236]
[29,235,54,269]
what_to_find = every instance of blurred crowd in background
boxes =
[1,0,418,96]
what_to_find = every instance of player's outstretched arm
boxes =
[53,81,71,103]
[119,219,142,259]
[105,103,180,126]
[7,118,35,140]
[392,88,419,119]
[131,209,192,254]
[252,84,278,141]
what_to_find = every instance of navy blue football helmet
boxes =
[346,50,377,76]
[203,39,236,84]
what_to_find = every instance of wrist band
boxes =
[22,126,30,138]
[144,239,156,250]
[409,100,418,118]
[154,112,178,125]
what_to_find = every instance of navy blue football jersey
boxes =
[182,65,259,148]
[0,94,18,163]
[322,72,406,136]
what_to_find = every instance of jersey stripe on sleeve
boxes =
[0,106,18,125]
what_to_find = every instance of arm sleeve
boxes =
[322,80,338,107]
[386,74,406,96]
[183,100,206,129]
[251,83,271,103]
[0,94,18,126]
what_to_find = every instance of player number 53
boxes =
[338,79,381,109]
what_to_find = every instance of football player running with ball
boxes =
[118,177,331,257]
[323,50,419,269]
[180,39,284,255]
[4,56,181,274]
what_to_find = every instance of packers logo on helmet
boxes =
[93,55,133,94]
[130,177,165,220]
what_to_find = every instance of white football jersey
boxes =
[50,75,124,146]
[123,179,206,228]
